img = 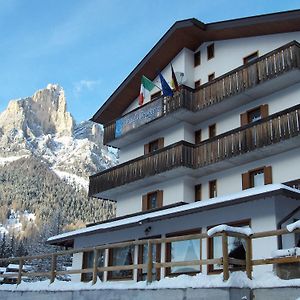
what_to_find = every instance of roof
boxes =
[92,9,300,124]
[48,184,300,246]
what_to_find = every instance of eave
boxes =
[92,9,300,125]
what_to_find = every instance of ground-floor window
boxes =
[208,220,250,273]
[138,237,161,281]
[166,230,201,276]
[108,245,135,280]
[82,249,105,282]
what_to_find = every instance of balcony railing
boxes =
[90,104,300,196]
[103,41,300,145]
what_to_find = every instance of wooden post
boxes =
[245,237,252,280]
[146,240,153,284]
[50,254,57,284]
[222,233,229,281]
[17,258,24,285]
[92,248,99,285]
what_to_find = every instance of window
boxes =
[195,129,202,144]
[243,51,258,64]
[108,245,135,280]
[208,72,215,82]
[194,80,201,89]
[82,249,105,282]
[242,166,272,190]
[165,230,201,276]
[209,180,217,198]
[207,43,214,60]
[195,184,202,201]
[151,91,162,101]
[144,138,164,154]
[194,51,201,67]
[142,190,163,211]
[138,237,161,281]
[208,220,250,273]
[209,124,216,138]
[240,104,269,126]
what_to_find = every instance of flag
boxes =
[170,64,179,91]
[159,73,173,97]
[139,76,155,105]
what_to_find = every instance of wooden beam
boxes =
[222,233,229,281]
[245,237,252,279]
[146,240,153,284]
[50,254,57,284]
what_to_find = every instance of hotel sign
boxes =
[115,98,163,138]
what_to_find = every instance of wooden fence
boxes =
[90,104,300,196]
[0,227,300,285]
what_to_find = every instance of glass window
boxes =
[208,223,249,272]
[250,169,264,187]
[211,235,245,271]
[207,43,214,60]
[82,249,105,282]
[209,180,217,198]
[149,140,159,152]
[208,73,215,82]
[148,192,157,210]
[108,245,135,279]
[194,51,201,67]
[248,108,261,123]
[166,233,201,275]
[138,242,160,281]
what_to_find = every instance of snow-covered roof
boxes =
[48,184,300,244]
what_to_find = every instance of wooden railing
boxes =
[1,227,300,285]
[90,104,300,196]
[103,41,300,144]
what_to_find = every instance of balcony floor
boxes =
[96,134,300,200]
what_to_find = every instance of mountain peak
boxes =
[0,84,74,138]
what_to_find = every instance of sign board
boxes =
[115,98,163,138]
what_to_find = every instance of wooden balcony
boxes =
[90,104,300,199]
[104,41,300,147]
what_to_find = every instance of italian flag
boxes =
[139,75,155,105]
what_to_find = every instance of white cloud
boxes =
[73,79,102,96]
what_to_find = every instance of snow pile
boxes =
[0,155,28,166]
[287,220,300,232]
[0,271,300,291]
[272,247,300,258]
[207,225,253,237]
[52,169,89,191]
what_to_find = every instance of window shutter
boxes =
[144,143,149,155]
[240,112,248,126]
[142,194,148,211]
[158,138,164,149]
[242,172,250,190]
[264,166,272,185]
[261,104,269,119]
[157,190,163,208]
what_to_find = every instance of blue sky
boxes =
[0,0,299,122]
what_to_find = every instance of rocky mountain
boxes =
[0,84,117,239]
[0,84,117,190]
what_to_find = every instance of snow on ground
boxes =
[51,168,89,191]
[0,272,300,291]
[287,220,300,232]
[207,225,253,237]
[0,155,28,166]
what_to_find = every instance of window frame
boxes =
[195,184,202,202]
[208,72,215,82]
[207,219,251,274]
[194,79,201,89]
[81,249,105,282]
[142,190,163,211]
[107,244,135,280]
[209,179,217,198]
[165,229,202,277]
[209,124,216,138]
[207,43,215,60]
[194,51,201,67]
[138,235,161,281]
